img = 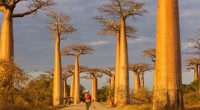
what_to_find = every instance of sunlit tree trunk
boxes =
[111,75,115,92]
[74,55,80,104]
[118,17,129,104]
[92,76,97,102]
[114,32,120,103]
[0,10,14,61]
[70,74,75,98]
[153,0,183,109]
[153,63,156,90]
[140,72,144,88]
[134,72,140,94]
[64,79,68,99]
[53,30,63,106]
[194,64,199,81]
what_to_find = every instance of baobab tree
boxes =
[153,0,183,109]
[143,48,156,88]
[94,16,136,103]
[61,44,94,104]
[84,68,104,102]
[46,11,76,106]
[63,64,88,99]
[62,67,73,99]
[129,63,150,93]
[97,0,146,104]
[63,64,75,98]
[186,58,200,81]
[0,0,54,61]
[101,67,115,97]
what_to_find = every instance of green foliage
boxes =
[80,84,86,102]
[132,88,153,103]
[183,80,199,93]
[97,86,110,102]
[23,73,53,106]
[183,80,200,109]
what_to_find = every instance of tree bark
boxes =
[111,75,115,92]
[194,64,199,81]
[70,74,75,98]
[153,63,156,90]
[53,30,63,106]
[0,9,14,61]
[74,55,80,104]
[64,79,68,99]
[92,77,97,102]
[134,72,140,94]
[118,17,129,104]
[153,0,183,109]
[140,72,144,88]
[114,32,120,103]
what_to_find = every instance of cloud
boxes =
[128,36,154,44]
[85,40,109,46]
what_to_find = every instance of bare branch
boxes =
[143,48,156,62]
[187,35,200,56]
[97,0,146,18]
[129,63,152,74]
[61,44,94,56]
[62,64,88,80]
[94,15,137,38]
[13,0,54,18]
[46,11,77,38]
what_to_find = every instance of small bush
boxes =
[132,88,153,103]
[183,80,199,93]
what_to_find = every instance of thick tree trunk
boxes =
[153,63,156,90]
[118,17,129,104]
[53,30,63,106]
[194,64,198,81]
[153,0,183,109]
[70,74,75,98]
[111,75,115,92]
[140,72,144,88]
[74,55,80,104]
[92,77,97,102]
[64,79,68,99]
[0,10,14,61]
[134,72,140,94]
[114,32,120,103]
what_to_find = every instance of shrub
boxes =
[0,60,28,105]
[183,80,199,93]
[132,88,153,103]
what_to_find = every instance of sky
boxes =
[0,0,200,91]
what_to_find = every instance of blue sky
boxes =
[0,0,200,91]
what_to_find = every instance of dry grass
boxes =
[0,104,53,110]
[118,104,152,110]
[185,104,200,110]
[117,104,200,110]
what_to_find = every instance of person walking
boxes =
[84,90,91,110]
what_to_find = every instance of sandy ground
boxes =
[58,102,118,110]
